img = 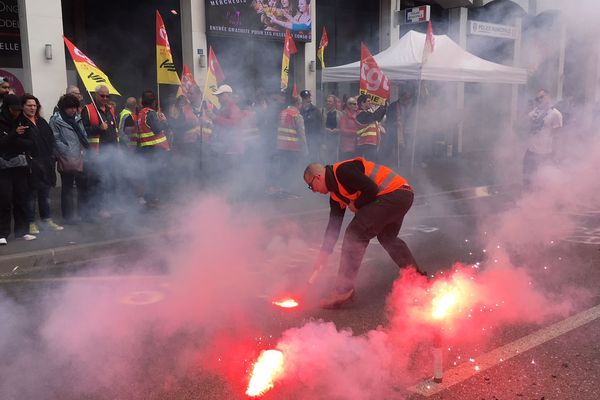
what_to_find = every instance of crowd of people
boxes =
[1,73,405,246]
[1,69,564,247]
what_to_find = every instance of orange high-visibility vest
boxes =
[330,157,408,209]
[136,107,170,150]
[277,106,301,151]
[84,103,117,153]
[356,111,379,146]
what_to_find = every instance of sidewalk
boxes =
[0,150,515,275]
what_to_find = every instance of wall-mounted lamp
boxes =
[309,60,316,72]
[197,48,206,68]
[45,44,53,60]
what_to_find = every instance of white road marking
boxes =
[0,275,164,284]
[409,302,600,397]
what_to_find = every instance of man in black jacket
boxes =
[304,157,426,308]
[299,90,323,162]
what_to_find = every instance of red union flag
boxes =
[280,30,297,92]
[359,43,389,106]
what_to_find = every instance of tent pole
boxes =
[410,79,423,175]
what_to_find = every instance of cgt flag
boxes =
[359,42,389,106]
[280,29,297,92]
[317,26,328,68]
[203,47,225,108]
[156,10,180,85]
[422,20,435,64]
[63,37,120,95]
[178,64,199,98]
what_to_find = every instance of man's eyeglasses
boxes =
[536,94,546,102]
[307,175,319,190]
[98,94,109,99]
[348,102,357,105]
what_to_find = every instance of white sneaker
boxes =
[22,234,37,241]
[0,238,7,245]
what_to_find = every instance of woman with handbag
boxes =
[49,94,89,224]
[0,94,35,244]
[21,93,64,233]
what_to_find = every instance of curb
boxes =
[0,182,518,277]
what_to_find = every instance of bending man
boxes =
[304,157,426,308]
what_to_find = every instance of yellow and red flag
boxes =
[422,20,435,64]
[63,37,120,95]
[202,46,225,108]
[156,10,180,85]
[178,64,199,98]
[359,42,389,106]
[317,26,328,68]
[280,30,297,92]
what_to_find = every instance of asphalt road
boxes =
[1,185,599,400]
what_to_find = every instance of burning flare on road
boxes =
[272,297,299,308]
[429,270,477,321]
[245,349,285,397]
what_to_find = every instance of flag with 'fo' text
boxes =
[63,37,120,95]
[156,10,180,85]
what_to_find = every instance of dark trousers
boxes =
[274,150,304,191]
[306,134,323,163]
[0,167,30,238]
[28,185,51,222]
[138,146,167,204]
[336,189,419,292]
[60,171,87,221]
[523,150,553,190]
[357,144,378,162]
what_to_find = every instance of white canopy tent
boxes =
[322,30,528,171]
[322,30,528,84]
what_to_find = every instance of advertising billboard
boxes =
[206,0,312,42]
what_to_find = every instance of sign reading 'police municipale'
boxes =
[404,6,430,24]
[469,20,517,40]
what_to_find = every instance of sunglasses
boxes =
[307,175,319,191]
[98,94,109,98]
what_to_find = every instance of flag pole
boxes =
[86,89,105,124]
[410,78,422,175]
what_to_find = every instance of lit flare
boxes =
[246,349,285,397]
[272,298,299,309]
[429,271,476,321]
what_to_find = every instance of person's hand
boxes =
[16,124,28,135]
[100,121,108,131]
[308,251,329,284]
[348,201,357,213]
[158,112,167,122]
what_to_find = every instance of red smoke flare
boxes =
[272,297,299,309]
[246,349,285,397]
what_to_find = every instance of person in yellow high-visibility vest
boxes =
[355,94,387,162]
[304,157,426,308]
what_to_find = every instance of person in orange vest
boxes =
[81,84,119,220]
[355,94,387,162]
[271,95,307,195]
[304,157,426,308]
[136,90,170,208]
